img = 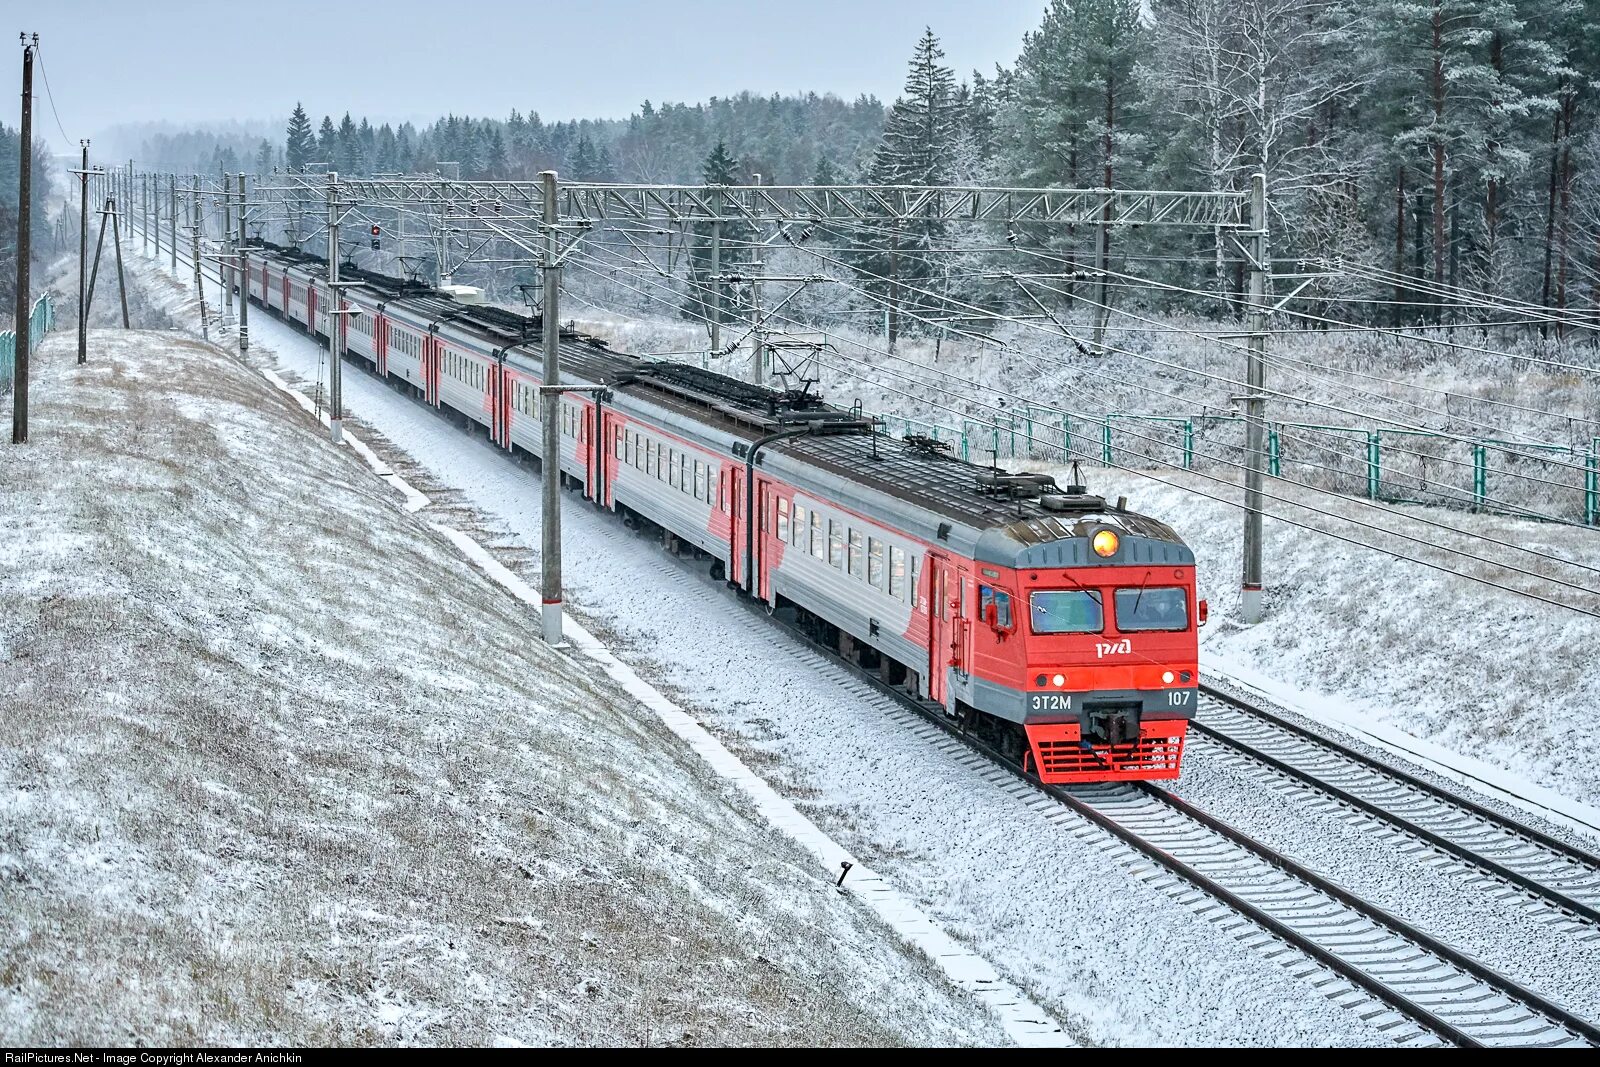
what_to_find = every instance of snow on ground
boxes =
[0,313,1016,1045]
[121,246,1405,1044]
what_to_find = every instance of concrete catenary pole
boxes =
[709,187,722,354]
[11,34,33,445]
[326,171,342,443]
[539,169,564,645]
[110,197,130,328]
[220,178,233,323]
[142,171,150,254]
[191,176,209,340]
[76,140,88,365]
[748,253,765,385]
[1241,172,1269,624]
[237,174,249,352]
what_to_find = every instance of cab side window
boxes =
[979,586,1013,628]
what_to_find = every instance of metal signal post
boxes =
[12,34,35,444]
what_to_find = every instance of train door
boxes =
[754,477,776,603]
[307,283,317,334]
[488,356,503,447]
[580,401,599,501]
[423,332,440,406]
[281,274,290,313]
[926,553,963,710]
[727,467,745,587]
[376,314,389,376]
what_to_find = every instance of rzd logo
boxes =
[1095,638,1132,659]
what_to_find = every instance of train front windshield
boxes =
[1113,587,1189,631]
[1029,590,1104,634]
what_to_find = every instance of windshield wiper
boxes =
[1129,569,1153,619]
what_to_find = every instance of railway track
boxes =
[1192,685,1600,934]
[151,235,1600,1047]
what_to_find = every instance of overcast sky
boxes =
[14,1,1044,154]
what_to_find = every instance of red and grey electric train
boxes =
[247,242,1204,782]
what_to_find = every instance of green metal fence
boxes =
[0,294,55,393]
[858,400,1600,528]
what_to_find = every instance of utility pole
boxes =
[326,171,343,443]
[151,171,159,261]
[1241,172,1269,625]
[11,33,33,444]
[142,171,150,254]
[237,173,249,352]
[539,170,564,646]
[76,140,88,365]
[169,175,177,272]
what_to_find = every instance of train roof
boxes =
[258,247,1188,558]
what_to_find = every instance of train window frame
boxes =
[776,497,790,542]
[827,520,844,568]
[810,511,825,560]
[867,537,884,589]
[1028,590,1105,635]
[910,554,920,607]
[792,504,807,547]
[1113,587,1190,632]
[668,449,679,488]
[847,528,863,577]
[889,546,906,600]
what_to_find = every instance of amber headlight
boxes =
[1092,530,1120,558]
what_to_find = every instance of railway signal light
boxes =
[370,224,381,250]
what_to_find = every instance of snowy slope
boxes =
[0,325,1012,1046]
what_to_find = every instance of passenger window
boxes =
[810,511,825,560]
[828,520,844,568]
[889,546,906,599]
[848,528,863,577]
[694,461,706,499]
[668,450,679,488]
[776,498,790,542]
[867,538,884,589]
[793,505,807,547]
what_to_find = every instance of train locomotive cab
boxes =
[966,489,1200,784]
